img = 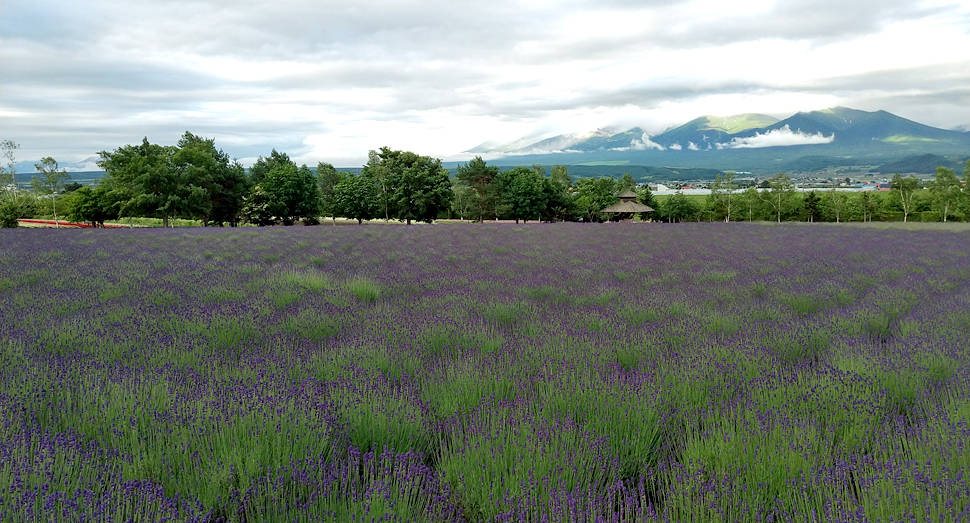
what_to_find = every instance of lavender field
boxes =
[1,223,969,522]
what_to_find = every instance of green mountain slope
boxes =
[465,107,970,173]
[653,114,780,148]
[782,156,867,172]
[876,154,969,174]
[569,127,648,151]
[701,113,780,133]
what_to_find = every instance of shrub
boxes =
[346,276,381,303]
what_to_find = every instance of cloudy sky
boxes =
[2,0,968,168]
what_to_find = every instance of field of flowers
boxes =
[1,223,969,522]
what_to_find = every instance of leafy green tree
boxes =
[855,191,880,222]
[31,157,71,226]
[964,159,970,219]
[539,164,576,222]
[573,177,618,222]
[759,173,798,223]
[542,180,576,223]
[550,165,571,191]
[821,191,849,223]
[98,138,208,227]
[619,173,637,192]
[889,173,919,222]
[803,191,821,222]
[739,187,766,222]
[708,172,737,222]
[68,185,119,227]
[367,147,451,225]
[1,140,19,189]
[0,200,19,227]
[456,156,501,222]
[451,178,475,220]
[248,150,292,186]
[635,185,658,221]
[261,162,321,225]
[498,166,548,223]
[317,162,345,226]
[890,174,920,222]
[363,150,393,221]
[173,132,249,226]
[1,140,20,189]
[0,140,29,227]
[334,174,380,224]
[661,191,700,223]
[241,185,275,226]
[929,166,961,222]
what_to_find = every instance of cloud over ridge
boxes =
[725,125,835,149]
[619,133,665,151]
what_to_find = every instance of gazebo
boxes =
[602,190,654,221]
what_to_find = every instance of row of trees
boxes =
[1,140,79,227]
[451,159,653,223]
[665,165,970,224]
[31,136,455,228]
[2,134,968,227]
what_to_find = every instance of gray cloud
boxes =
[1,0,967,165]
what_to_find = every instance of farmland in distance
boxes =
[1,223,969,522]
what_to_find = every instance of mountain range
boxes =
[11,156,103,175]
[467,107,970,173]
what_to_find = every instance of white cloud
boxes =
[668,143,683,150]
[726,125,836,148]
[0,0,967,164]
[622,133,665,151]
[687,142,699,150]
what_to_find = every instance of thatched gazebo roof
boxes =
[602,200,654,213]
[602,190,654,214]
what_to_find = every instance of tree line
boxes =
[2,134,969,227]
[1,135,457,228]
[1,134,650,227]
[682,167,970,224]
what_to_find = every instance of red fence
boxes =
[17,219,131,228]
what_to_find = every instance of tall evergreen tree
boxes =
[619,173,637,192]
[802,191,821,222]
[456,156,501,222]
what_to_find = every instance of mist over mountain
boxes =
[469,107,970,172]
[11,156,102,175]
